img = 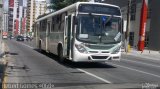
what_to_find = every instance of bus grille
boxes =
[101,51,110,53]
[91,56,108,59]
[89,51,98,53]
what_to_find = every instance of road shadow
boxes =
[53,83,106,87]
[9,52,19,55]
[34,49,116,69]
[4,51,19,56]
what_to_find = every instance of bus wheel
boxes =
[58,46,65,63]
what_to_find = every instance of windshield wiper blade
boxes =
[104,15,113,25]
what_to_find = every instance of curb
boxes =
[0,42,7,64]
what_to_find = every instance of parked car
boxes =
[16,35,24,41]
[2,35,8,39]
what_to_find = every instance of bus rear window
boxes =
[78,4,121,16]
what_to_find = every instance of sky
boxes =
[3,0,8,11]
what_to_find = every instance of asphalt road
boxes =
[3,40,160,89]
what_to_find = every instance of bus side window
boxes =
[58,14,63,31]
[52,24,55,32]
[51,17,55,32]
[41,19,47,32]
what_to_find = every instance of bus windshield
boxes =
[76,14,122,44]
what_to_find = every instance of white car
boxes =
[2,35,8,39]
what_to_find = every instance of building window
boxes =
[130,14,136,20]
[51,17,55,32]
[145,32,149,47]
[147,0,151,18]
[129,32,134,46]
[130,0,136,21]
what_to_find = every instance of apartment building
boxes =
[26,0,34,34]
[26,0,46,36]
[8,0,14,35]
[35,0,47,19]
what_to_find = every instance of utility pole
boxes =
[125,0,131,53]
[0,0,3,43]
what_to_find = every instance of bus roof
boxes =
[35,2,121,22]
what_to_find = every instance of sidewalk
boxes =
[122,48,160,60]
[0,40,8,86]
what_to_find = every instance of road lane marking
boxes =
[77,68,111,84]
[109,63,160,78]
[20,43,33,49]
[123,59,160,68]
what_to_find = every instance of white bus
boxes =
[33,2,123,62]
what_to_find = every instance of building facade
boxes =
[26,0,34,34]
[26,0,47,37]
[148,0,160,50]
[0,0,3,37]
[18,0,27,35]
[35,0,47,18]
[3,12,8,32]
[102,0,160,51]
[9,0,27,36]
[8,0,14,35]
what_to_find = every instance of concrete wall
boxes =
[148,0,160,51]
[102,0,160,50]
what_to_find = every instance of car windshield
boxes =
[76,14,122,44]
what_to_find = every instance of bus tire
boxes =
[58,45,65,63]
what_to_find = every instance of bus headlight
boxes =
[111,46,121,54]
[75,44,88,53]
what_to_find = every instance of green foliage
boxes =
[49,0,88,11]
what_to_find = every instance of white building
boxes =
[26,0,47,36]
[35,0,47,19]
[3,12,8,32]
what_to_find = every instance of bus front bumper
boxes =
[73,51,121,62]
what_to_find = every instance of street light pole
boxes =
[125,0,131,53]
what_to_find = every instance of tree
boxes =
[49,0,88,11]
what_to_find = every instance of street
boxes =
[3,40,160,89]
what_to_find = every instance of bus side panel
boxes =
[49,32,58,55]
[48,14,65,55]
[49,13,67,56]
[48,27,59,55]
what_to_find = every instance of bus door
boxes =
[64,15,74,59]
[46,21,51,51]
